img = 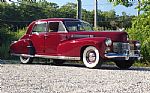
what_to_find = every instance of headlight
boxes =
[105,38,112,46]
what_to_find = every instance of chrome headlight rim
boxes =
[105,38,112,46]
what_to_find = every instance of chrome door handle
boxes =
[44,35,48,39]
[45,35,48,37]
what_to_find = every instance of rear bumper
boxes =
[105,50,142,60]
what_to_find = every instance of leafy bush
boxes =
[0,26,26,59]
[127,11,150,62]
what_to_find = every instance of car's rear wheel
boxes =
[115,60,134,69]
[20,56,33,64]
[20,45,34,64]
[83,46,102,68]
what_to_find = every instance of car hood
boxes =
[69,31,128,42]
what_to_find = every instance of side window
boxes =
[32,22,47,33]
[82,22,93,31]
[58,22,66,31]
[48,22,66,32]
[65,21,85,32]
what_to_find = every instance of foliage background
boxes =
[127,0,150,62]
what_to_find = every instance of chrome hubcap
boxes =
[22,56,29,61]
[86,51,96,64]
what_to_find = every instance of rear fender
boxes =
[10,39,31,54]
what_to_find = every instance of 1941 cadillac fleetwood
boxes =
[10,18,142,69]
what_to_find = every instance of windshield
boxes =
[65,21,93,32]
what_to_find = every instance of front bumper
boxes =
[105,50,142,60]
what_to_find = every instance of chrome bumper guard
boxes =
[105,50,142,60]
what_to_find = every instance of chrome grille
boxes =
[130,43,134,50]
[113,42,132,54]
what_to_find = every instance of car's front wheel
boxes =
[83,46,102,68]
[20,56,33,64]
[115,60,134,69]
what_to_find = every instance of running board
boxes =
[11,53,80,61]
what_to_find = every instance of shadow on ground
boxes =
[61,63,150,72]
[1,59,150,72]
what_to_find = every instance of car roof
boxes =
[36,18,80,22]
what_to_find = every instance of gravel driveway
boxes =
[1,61,150,93]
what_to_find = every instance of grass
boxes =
[133,61,150,67]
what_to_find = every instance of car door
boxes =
[45,21,67,55]
[30,21,47,55]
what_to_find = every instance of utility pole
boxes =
[137,0,141,16]
[94,0,98,28]
[77,0,82,19]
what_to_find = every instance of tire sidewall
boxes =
[20,56,31,64]
[83,46,100,68]
[115,61,134,69]
[20,44,34,64]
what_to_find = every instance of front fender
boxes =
[57,37,107,58]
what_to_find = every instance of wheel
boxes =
[115,60,134,69]
[83,46,102,68]
[52,59,65,66]
[20,45,34,64]
[20,56,33,64]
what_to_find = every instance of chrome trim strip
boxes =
[35,55,80,60]
[11,53,80,60]
[11,53,34,57]
[105,54,140,58]
[71,35,93,38]
[105,52,142,60]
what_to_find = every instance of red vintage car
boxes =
[10,18,142,69]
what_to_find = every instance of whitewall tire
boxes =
[20,56,33,64]
[83,46,102,68]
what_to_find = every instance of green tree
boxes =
[108,0,150,62]
[128,0,150,62]
[107,0,134,7]
[108,0,148,15]
[82,9,94,24]
[37,0,59,18]
[102,10,116,20]
[58,3,77,18]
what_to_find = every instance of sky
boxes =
[48,0,138,16]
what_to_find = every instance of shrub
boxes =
[127,11,150,62]
[0,26,26,59]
